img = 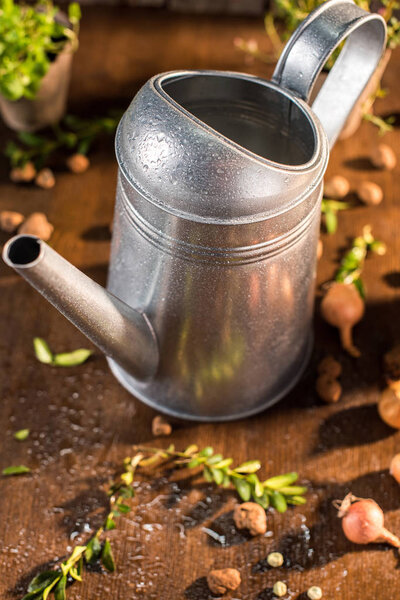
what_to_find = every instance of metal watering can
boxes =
[3,0,386,421]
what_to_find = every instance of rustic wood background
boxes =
[0,7,400,599]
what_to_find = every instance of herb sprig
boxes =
[321,199,353,235]
[335,225,386,297]
[5,111,122,172]
[20,445,306,599]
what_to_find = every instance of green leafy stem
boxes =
[5,111,122,171]
[335,225,386,297]
[321,198,354,235]
[21,445,306,599]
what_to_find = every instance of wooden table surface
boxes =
[1,7,400,600]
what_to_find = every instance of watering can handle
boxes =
[271,0,386,147]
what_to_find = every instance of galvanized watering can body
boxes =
[3,0,386,420]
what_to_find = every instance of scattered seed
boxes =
[357,181,383,206]
[273,581,287,597]
[316,374,342,403]
[0,210,24,233]
[317,355,342,378]
[35,168,56,189]
[307,586,323,600]
[152,415,172,437]
[267,552,284,567]
[67,153,90,174]
[10,162,36,183]
[19,212,54,241]
[324,175,350,199]
[233,502,267,536]
[207,568,241,595]
[370,143,396,170]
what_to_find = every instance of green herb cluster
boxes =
[132,444,307,512]
[19,446,306,599]
[335,225,386,297]
[5,111,122,170]
[0,0,81,101]
[34,337,92,367]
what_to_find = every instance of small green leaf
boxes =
[33,338,54,365]
[68,2,82,24]
[199,446,214,457]
[279,486,307,496]
[119,485,134,499]
[54,575,67,600]
[270,491,287,513]
[27,571,60,593]
[234,460,261,474]
[211,458,233,469]
[287,495,307,506]
[253,491,269,509]
[85,534,102,564]
[116,503,130,514]
[2,465,30,476]
[206,454,223,466]
[203,465,213,482]
[222,473,231,488]
[53,349,92,367]
[43,576,61,600]
[187,457,200,468]
[263,472,298,489]
[18,131,45,147]
[105,515,116,530]
[233,477,252,502]
[101,539,116,572]
[324,208,337,234]
[210,468,224,485]
[14,428,30,441]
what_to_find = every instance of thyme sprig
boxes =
[335,225,386,297]
[20,445,306,599]
[131,444,307,511]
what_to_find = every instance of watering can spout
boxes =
[2,235,159,380]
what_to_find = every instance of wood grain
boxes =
[0,7,399,599]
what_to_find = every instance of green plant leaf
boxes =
[234,460,261,474]
[206,454,223,465]
[270,490,287,513]
[287,495,307,506]
[199,446,214,457]
[43,576,61,600]
[263,472,298,489]
[210,468,224,485]
[105,515,116,530]
[233,477,252,502]
[116,503,130,514]
[53,349,92,367]
[253,491,269,509]
[68,2,82,24]
[101,539,115,572]
[203,465,213,482]
[279,485,307,496]
[187,457,200,468]
[54,575,67,600]
[14,428,30,441]
[27,571,60,593]
[18,131,45,147]
[2,465,31,476]
[324,208,337,234]
[33,338,54,365]
[85,534,102,564]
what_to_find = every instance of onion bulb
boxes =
[378,387,400,429]
[321,283,364,357]
[390,454,400,484]
[335,493,400,547]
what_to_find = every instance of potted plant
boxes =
[0,0,81,132]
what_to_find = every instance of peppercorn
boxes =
[307,586,323,600]
[273,581,287,597]
[267,552,284,567]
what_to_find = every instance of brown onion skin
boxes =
[390,454,400,484]
[321,283,364,357]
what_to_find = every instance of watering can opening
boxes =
[4,235,42,267]
[159,72,317,167]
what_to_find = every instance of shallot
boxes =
[320,282,364,357]
[390,453,400,484]
[378,387,400,429]
[335,493,400,547]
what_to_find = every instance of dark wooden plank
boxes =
[0,7,399,600]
